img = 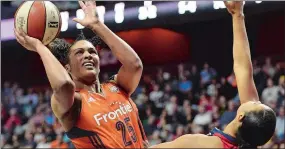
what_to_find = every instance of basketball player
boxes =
[150,1,276,149]
[14,1,148,148]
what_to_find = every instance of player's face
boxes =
[68,40,100,83]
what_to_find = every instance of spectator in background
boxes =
[173,125,184,140]
[255,65,269,95]
[45,108,55,126]
[165,95,178,116]
[189,65,200,94]
[178,76,192,94]
[2,81,12,98]
[34,126,45,144]
[45,125,56,143]
[207,79,218,97]
[36,137,50,148]
[11,134,20,148]
[50,133,69,148]
[219,100,237,129]
[227,72,237,88]
[200,63,212,86]
[23,133,36,148]
[161,84,172,106]
[15,88,25,105]
[135,87,148,109]
[149,130,162,146]
[23,100,34,118]
[273,63,285,85]
[143,107,157,136]
[149,84,164,108]
[44,88,52,102]
[156,68,164,86]
[218,96,227,114]
[277,76,285,108]
[1,103,8,125]
[264,57,276,78]
[192,105,212,126]
[275,107,285,142]
[262,78,279,105]
[4,108,21,133]
[218,77,236,100]
[24,88,39,107]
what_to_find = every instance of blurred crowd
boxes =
[1,57,284,148]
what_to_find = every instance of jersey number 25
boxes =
[116,117,137,146]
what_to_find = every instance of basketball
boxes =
[14,1,61,45]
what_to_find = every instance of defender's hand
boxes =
[73,1,99,29]
[14,29,42,52]
[224,1,244,16]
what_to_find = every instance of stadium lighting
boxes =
[213,1,226,10]
[255,1,262,4]
[76,9,85,29]
[138,1,157,20]
[97,6,106,23]
[114,3,125,23]
[60,11,69,32]
[178,1,197,14]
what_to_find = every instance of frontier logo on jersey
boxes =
[93,103,133,126]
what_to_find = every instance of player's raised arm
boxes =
[73,1,142,96]
[14,30,75,119]
[224,1,259,104]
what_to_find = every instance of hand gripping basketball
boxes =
[14,29,42,52]
[73,1,100,29]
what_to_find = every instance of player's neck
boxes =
[74,79,102,93]
[223,121,238,138]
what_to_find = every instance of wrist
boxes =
[232,13,245,19]
[88,21,104,31]
[35,41,45,52]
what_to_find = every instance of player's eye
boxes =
[75,49,84,55]
[88,48,97,55]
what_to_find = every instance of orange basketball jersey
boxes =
[66,81,147,148]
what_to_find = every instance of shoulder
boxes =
[103,74,129,96]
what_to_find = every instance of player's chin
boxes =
[82,69,98,78]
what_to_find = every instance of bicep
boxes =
[234,67,259,104]
[116,65,143,96]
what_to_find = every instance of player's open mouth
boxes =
[82,61,95,69]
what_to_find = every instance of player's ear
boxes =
[65,64,71,73]
[237,112,245,122]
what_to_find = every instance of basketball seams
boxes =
[42,1,61,45]
[14,1,34,34]
[53,1,62,40]
[14,2,26,29]
[42,1,47,41]
[27,1,35,38]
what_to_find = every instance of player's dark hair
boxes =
[236,108,276,149]
[48,30,107,65]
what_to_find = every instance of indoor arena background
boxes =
[1,1,285,148]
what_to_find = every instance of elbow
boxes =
[53,80,75,94]
[131,58,143,71]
